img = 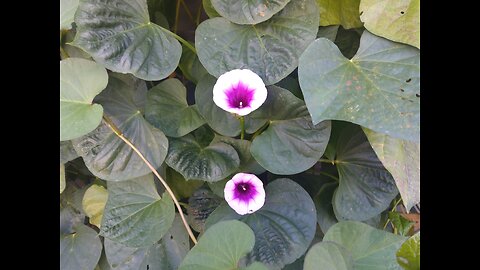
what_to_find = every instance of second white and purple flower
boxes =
[224,173,266,215]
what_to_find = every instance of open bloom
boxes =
[213,69,268,116]
[224,173,266,215]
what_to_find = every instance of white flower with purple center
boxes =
[224,173,266,215]
[213,69,268,116]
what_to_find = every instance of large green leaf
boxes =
[82,184,108,228]
[333,125,398,221]
[60,58,108,141]
[250,86,331,175]
[145,78,205,137]
[100,174,175,247]
[195,0,319,85]
[323,221,406,270]
[187,187,222,233]
[303,241,354,270]
[316,0,363,28]
[206,178,317,270]
[60,224,103,270]
[72,75,168,181]
[104,215,189,270]
[363,128,420,211]
[314,182,339,233]
[165,134,240,182]
[298,30,420,142]
[72,0,182,81]
[360,0,420,48]
[396,232,420,270]
[60,0,79,30]
[179,220,261,270]
[211,0,291,24]
[195,74,267,136]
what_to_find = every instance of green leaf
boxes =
[195,74,266,136]
[298,30,420,142]
[207,178,228,198]
[60,140,79,163]
[211,0,291,24]
[242,262,269,270]
[60,224,103,270]
[60,164,66,194]
[396,232,420,270]
[304,241,354,270]
[324,221,406,270]
[187,187,222,233]
[72,75,168,181]
[202,0,220,18]
[100,174,175,247]
[104,215,190,270]
[363,128,420,211]
[166,134,240,182]
[195,0,319,85]
[165,167,204,200]
[388,212,414,237]
[206,178,317,270]
[179,44,208,84]
[316,0,363,28]
[60,58,108,141]
[73,0,182,81]
[179,220,259,270]
[145,78,206,137]
[82,184,108,228]
[316,25,340,41]
[333,125,398,221]
[60,0,79,30]
[314,182,338,233]
[360,0,420,48]
[60,204,85,234]
[250,86,331,175]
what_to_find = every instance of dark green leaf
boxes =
[314,182,338,233]
[250,86,331,175]
[145,78,206,137]
[187,187,222,233]
[100,174,175,247]
[60,224,103,270]
[179,44,208,84]
[195,74,266,136]
[324,221,406,270]
[333,125,398,221]
[316,25,340,41]
[211,0,291,24]
[389,212,414,236]
[72,75,168,181]
[166,134,240,182]
[195,0,319,85]
[165,167,204,200]
[73,0,182,81]
[303,241,354,270]
[316,0,363,28]
[396,232,420,270]
[298,31,420,142]
[206,178,317,270]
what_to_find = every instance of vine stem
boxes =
[318,158,335,165]
[164,30,197,54]
[239,116,245,140]
[102,115,198,245]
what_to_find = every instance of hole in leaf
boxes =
[400,89,405,92]
[147,265,149,270]
[406,78,412,83]
[170,235,173,239]
[416,94,420,98]
[360,11,364,16]
[401,11,405,14]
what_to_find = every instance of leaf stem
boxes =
[251,120,270,141]
[173,0,180,34]
[318,158,335,165]
[195,0,202,26]
[102,115,198,245]
[239,116,245,140]
[163,29,197,54]
[319,171,339,181]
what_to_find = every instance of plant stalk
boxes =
[240,116,245,140]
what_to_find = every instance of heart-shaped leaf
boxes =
[165,134,240,182]
[195,74,267,136]
[145,78,206,137]
[396,232,420,270]
[323,221,406,270]
[179,220,264,270]
[195,0,319,85]
[73,0,182,81]
[60,0,79,30]
[60,224,103,270]
[298,30,420,142]
[100,174,175,247]
[82,184,108,228]
[314,182,339,233]
[360,0,420,48]
[333,124,398,221]
[104,215,190,270]
[187,187,222,233]
[303,241,354,270]
[363,128,420,212]
[250,86,331,175]
[316,0,363,29]
[72,75,168,181]
[206,178,317,270]
[60,58,108,141]
[211,0,292,24]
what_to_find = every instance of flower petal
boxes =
[224,172,266,215]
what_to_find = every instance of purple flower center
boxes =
[234,181,258,201]
[225,81,255,109]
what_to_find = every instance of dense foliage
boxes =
[60,0,420,269]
